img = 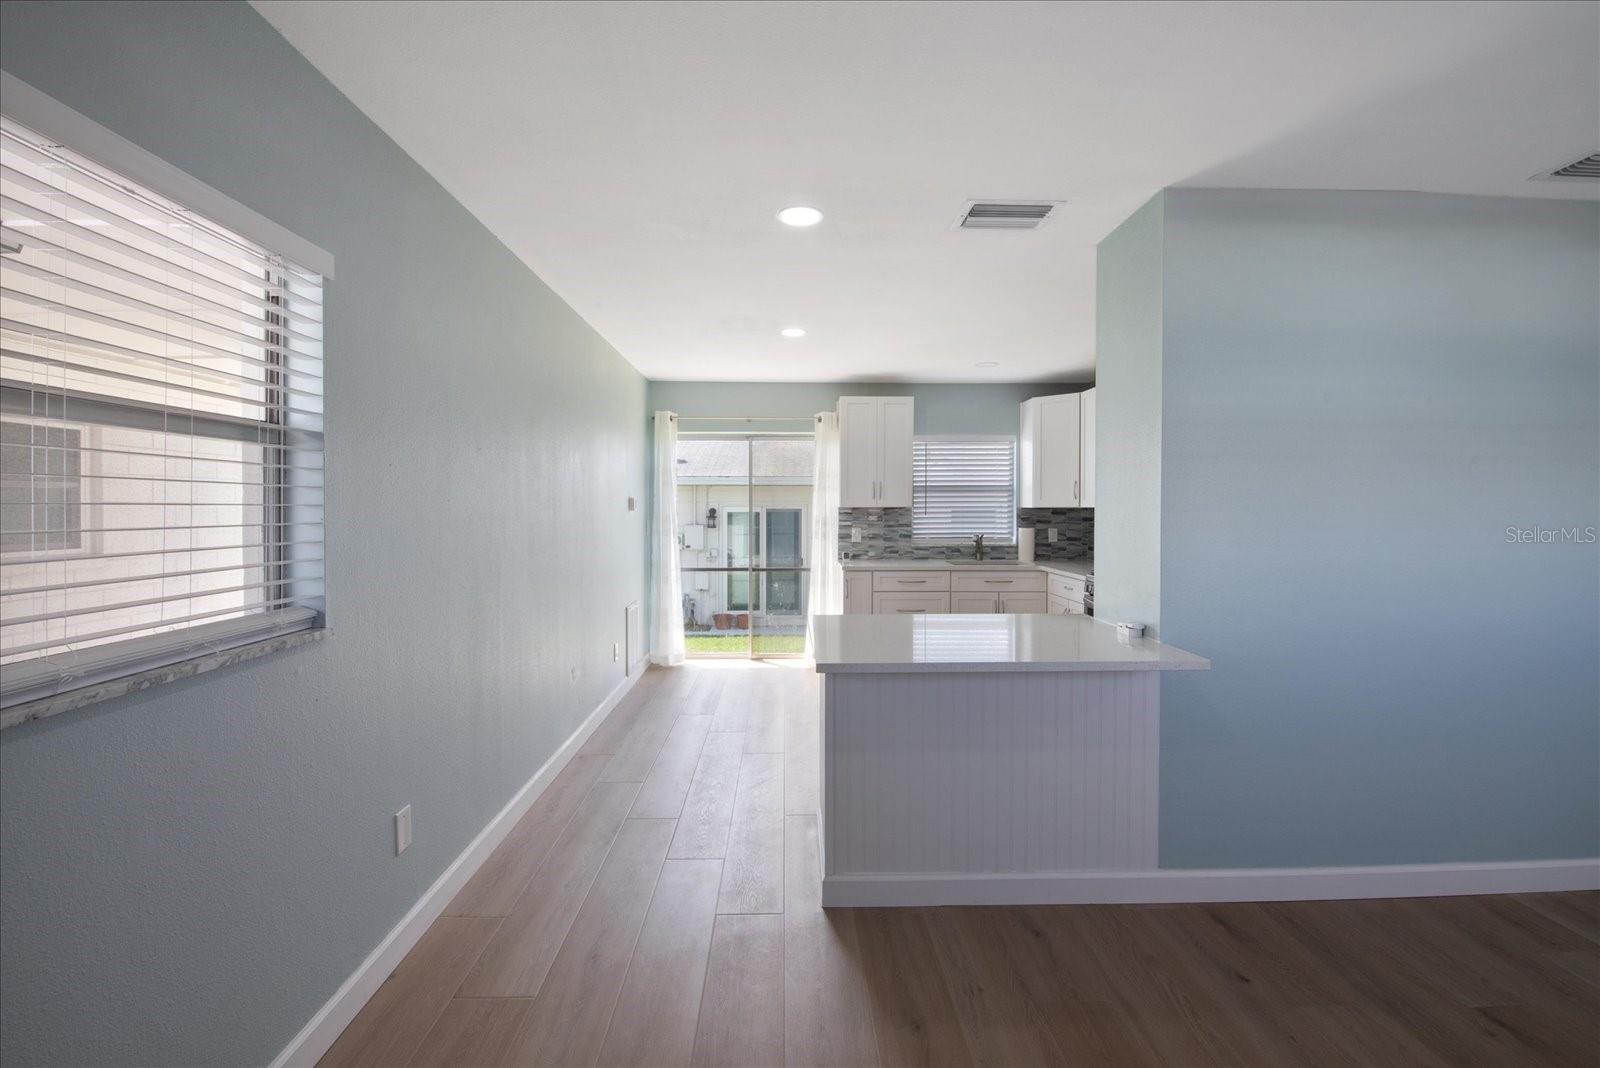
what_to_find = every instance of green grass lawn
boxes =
[685,632,806,655]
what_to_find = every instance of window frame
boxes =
[910,434,1018,545]
[1,421,87,556]
[0,73,333,725]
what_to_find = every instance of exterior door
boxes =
[679,431,814,659]
[726,509,761,611]
[764,508,803,614]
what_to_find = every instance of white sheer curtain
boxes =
[650,411,685,665]
[806,412,843,653]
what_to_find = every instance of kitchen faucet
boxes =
[972,533,987,560]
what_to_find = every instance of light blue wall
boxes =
[0,3,647,1064]
[645,380,1086,436]
[1104,189,1600,869]
[1092,195,1165,635]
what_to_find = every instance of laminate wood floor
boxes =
[321,663,1599,1067]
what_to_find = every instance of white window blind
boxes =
[0,112,325,709]
[911,436,1016,543]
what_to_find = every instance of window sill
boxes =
[0,627,328,731]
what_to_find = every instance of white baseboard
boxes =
[822,858,1600,908]
[270,668,650,1068]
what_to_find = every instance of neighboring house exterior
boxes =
[674,437,811,632]
[1,421,268,661]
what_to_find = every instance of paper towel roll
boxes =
[1017,526,1035,563]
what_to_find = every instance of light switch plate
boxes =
[627,496,636,511]
[852,525,863,543]
[395,805,412,855]
[1048,527,1059,543]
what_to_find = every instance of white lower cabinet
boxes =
[1047,593,1086,615]
[845,567,1060,615]
[844,571,873,614]
[1000,592,1048,613]
[951,571,1046,594]
[872,571,951,593]
[1047,573,1086,601]
[872,591,951,614]
[950,592,1000,613]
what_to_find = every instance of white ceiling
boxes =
[252,1,1598,384]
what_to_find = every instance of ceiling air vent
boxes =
[958,200,1060,230]
[1533,153,1600,182]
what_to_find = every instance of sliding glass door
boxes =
[763,508,804,614]
[725,509,760,612]
[676,432,813,658]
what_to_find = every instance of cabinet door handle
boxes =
[900,579,928,584]
[898,608,926,613]
[983,579,1009,585]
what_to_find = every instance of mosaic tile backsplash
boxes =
[838,507,1093,561]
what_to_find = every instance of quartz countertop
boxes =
[809,613,1207,674]
[839,557,1093,578]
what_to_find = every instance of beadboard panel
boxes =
[821,671,1158,878]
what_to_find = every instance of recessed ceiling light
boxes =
[781,327,806,338]
[975,360,999,368]
[777,205,823,228]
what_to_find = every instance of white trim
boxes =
[822,858,1600,908]
[2,608,320,716]
[0,70,336,278]
[269,668,650,1068]
[1,621,324,729]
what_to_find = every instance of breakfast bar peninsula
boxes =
[809,612,1210,906]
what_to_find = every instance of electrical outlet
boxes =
[395,805,412,855]
[851,525,863,543]
[1047,527,1059,543]
[612,642,620,662]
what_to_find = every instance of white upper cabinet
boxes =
[1019,392,1084,508]
[838,397,880,507]
[838,396,915,507]
[1079,386,1097,508]
[877,397,914,507]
